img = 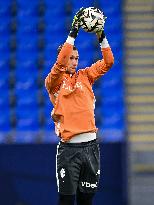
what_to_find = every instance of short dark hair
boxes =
[57,44,77,55]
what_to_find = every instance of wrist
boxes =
[66,36,75,45]
[98,30,105,43]
[100,37,109,48]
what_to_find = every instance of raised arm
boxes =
[45,8,84,94]
[84,22,114,84]
[45,43,73,94]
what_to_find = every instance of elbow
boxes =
[110,57,114,67]
[106,57,114,68]
[45,76,51,92]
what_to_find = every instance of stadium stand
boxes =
[0,0,124,143]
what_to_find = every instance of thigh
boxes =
[58,194,75,205]
[56,143,82,195]
[76,188,94,205]
[78,143,100,193]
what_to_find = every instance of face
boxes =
[66,49,79,74]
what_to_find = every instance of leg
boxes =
[56,143,82,204]
[77,141,100,205]
[76,189,94,205]
[58,194,75,205]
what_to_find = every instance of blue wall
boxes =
[0,142,128,205]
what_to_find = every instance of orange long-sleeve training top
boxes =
[45,42,114,142]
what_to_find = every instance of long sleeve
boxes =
[45,43,73,94]
[84,47,114,84]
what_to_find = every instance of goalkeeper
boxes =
[45,8,114,205]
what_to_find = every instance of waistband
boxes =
[61,132,96,143]
[60,138,98,147]
[60,132,98,147]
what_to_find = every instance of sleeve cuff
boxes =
[66,36,75,45]
[100,37,109,48]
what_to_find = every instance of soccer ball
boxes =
[80,7,106,33]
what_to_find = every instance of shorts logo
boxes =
[60,168,65,178]
[96,169,100,175]
[81,181,98,189]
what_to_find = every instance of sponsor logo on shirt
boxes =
[62,80,83,92]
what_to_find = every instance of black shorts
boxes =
[56,139,100,195]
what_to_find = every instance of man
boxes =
[45,8,114,205]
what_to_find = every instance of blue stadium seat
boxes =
[16,33,38,52]
[44,0,65,9]
[0,57,9,74]
[17,16,38,34]
[15,60,38,74]
[15,66,38,97]
[43,91,55,131]
[16,107,40,131]
[17,0,39,8]
[0,16,10,34]
[94,89,102,107]
[98,108,125,142]
[102,88,124,103]
[102,75,123,89]
[0,71,9,90]
[44,95,53,113]
[45,17,66,33]
[72,0,97,11]
[75,32,96,50]
[0,91,10,110]
[16,50,38,62]
[17,6,38,17]
[44,115,55,131]
[47,37,65,53]
[44,96,54,119]
[99,127,124,142]
[14,130,39,144]
[0,67,9,93]
[41,60,53,80]
[78,59,93,69]
[0,35,10,52]
[100,0,121,9]
[0,1,11,16]
[0,133,6,143]
[100,4,121,18]
[45,6,65,17]
[0,48,10,62]
[107,30,123,47]
[44,31,67,50]
[0,109,11,131]
[15,77,37,92]
[78,47,94,59]
[14,131,40,143]
[111,48,123,67]
[105,16,123,34]
[45,40,60,53]
[42,87,49,100]
[16,89,38,107]
[44,102,55,131]
[43,131,58,143]
[44,47,57,62]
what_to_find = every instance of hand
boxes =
[96,13,107,43]
[69,7,84,38]
[96,29,106,43]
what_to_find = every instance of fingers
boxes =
[69,8,84,38]
[72,7,84,29]
[76,7,85,18]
